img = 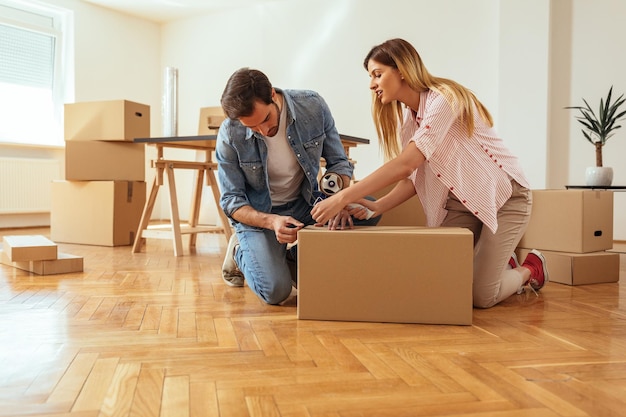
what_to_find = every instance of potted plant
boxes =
[566,86,626,186]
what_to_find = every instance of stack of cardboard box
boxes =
[50,100,148,246]
[1,235,83,275]
[516,190,620,285]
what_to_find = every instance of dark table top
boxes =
[565,185,626,190]
[134,135,216,143]
[134,134,370,145]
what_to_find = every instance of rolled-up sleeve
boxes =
[409,92,459,160]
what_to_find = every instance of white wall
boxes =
[59,0,161,127]
[566,0,626,240]
[161,0,626,239]
[161,0,503,226]
[162,0,500,180]
[3,0,626,240]
[498,0,551,189]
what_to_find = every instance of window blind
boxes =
[0,1,67,146]
[0,23,55,89]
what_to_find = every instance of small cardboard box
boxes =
[2,235,57,262]
[297,226,474,325]
[51,180,146,246]
[518,190,613,253]
[64,99,150,141]
[65,140,145,181]
[198,106,226,135]
[369,181,426,226]
[516,248,619,285]
[1,250,83,275]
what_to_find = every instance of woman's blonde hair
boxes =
[363,38,493,160]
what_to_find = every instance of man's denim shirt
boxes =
[216,88,353,223]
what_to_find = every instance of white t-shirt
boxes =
[264,100,304,205]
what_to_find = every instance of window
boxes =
[0,0,71,146]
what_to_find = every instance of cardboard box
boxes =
[518,190,613,253]
[297,226,474,325]
[198,106,226,135]
[64,100,150,141]
[2,235,57,262]
[516,248,619,285]
[51,180,146,246]
[65,140,145,181]
[1,250,83,275]
[369,181,426,226]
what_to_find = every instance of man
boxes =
[216,68,379,305]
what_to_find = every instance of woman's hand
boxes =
[311,194,347,226]
[346,198,378,220]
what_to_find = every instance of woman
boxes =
[311,38,548,308]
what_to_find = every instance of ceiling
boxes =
[80,0,278,23]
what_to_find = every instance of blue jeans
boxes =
[233,195,380,305]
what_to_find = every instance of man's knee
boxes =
[258,280,293,305]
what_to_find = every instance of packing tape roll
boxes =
[319,172,343,196]
[319,172,375,219]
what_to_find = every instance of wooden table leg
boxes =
[188,168,204,249]
[132,175,160,253]
[165,164,184,256]
[133,145,232,256]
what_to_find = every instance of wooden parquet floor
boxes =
[1,227,625,417]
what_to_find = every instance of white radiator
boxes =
[0,158,62,214]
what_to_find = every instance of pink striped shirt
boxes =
[402,89,530,233]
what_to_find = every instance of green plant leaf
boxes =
[565,86,626,148]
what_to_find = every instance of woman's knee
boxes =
[473,292,497,309]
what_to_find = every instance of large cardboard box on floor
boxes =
[518,190,613,253]
[64,99,150,141]
[516,248,619,285]
[2,235,57,262]
[65,140,145,181]
[1,250,83,275]
[297,226,474,325]
[198,106,226,135]
[369,181,426,226]
[51,180,146,246]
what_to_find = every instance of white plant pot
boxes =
[585,166,613,187]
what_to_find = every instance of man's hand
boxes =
[321,209,354,230]
[230,206,304,244]
[272,216,304,244]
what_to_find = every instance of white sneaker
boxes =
[222,234,244,287]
